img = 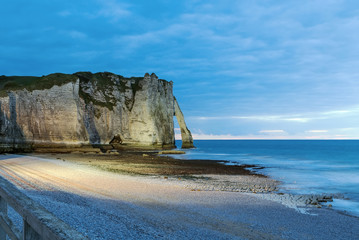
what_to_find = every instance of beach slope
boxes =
[0,153,358,239]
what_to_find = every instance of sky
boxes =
[1,0,359,139]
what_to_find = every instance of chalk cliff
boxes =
[174,97,194,148]
[0,72,194,152]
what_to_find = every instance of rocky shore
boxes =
[1,152,358,239]
[34,150,341,212]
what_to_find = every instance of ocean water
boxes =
[174,140,359,216]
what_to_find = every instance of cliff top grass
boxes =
[0,72,170,111]
[0,72,145,98]
[0,73,78,97]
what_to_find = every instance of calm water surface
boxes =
[174,140,359,216]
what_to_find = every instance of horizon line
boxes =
[176,138,359,140]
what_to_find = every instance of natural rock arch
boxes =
[174,97,194,148]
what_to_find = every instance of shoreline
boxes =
[31,151,279,193]
[1,152,359,239]
[30,151,343,214]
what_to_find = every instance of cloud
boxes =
[259,130,286,134]
[323,109,356,115]
[114,32,161,51]
[334,135,347,137]
[189,115,309,122]
[58,10,71,17]
[189,115,310,122]
[69,50,105,60]
[283,118,310,123]
[1,1,359,141]
[180,133,245,140]
[306,130,328,133]
[66,30,87,39]
[181,129,291,140]
[189,133,289,140]
[96,0,131,21]
[181,129,358,140]
[337,128,357,132]
[110,9,265,58]
[189,105,359,124]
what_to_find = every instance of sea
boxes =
[174,140,359,217]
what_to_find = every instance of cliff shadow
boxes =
[0,92,31,153]
[82,103,106,151]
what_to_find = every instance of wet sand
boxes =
[35,151,279,193]
[38,151,263,176]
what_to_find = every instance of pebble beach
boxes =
[0,152,358,239]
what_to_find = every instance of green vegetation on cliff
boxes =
[76,72,118,111]
[0,72,143,110]
[0,73,77,97]
[75,72,142,111]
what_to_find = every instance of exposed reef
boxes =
[0,72,194,152]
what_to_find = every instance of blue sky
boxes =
[1,0,359,139]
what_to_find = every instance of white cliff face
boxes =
[0,72,183,151]
[129,73,174,146]
[0,81,85,149]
